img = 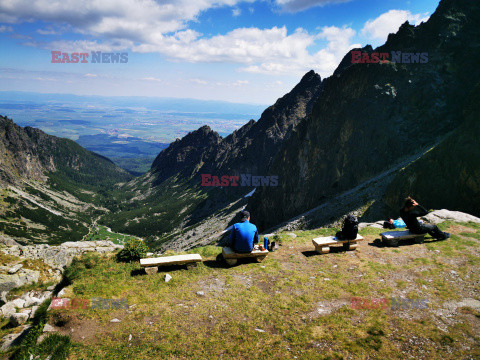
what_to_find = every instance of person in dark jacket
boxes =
[228,210,259,253]
[399,197,450,240]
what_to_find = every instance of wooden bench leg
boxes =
[255,256,267,263]
[315,246,330,254]
[343,243,357,251]
[225,258,238,266]
[145,266,158,275]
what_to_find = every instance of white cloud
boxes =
[361,10,430,42]
[37,28,58,35]
[0,25,13,33]
[133,26,315,65]
[232,8,241,16]
[241,26,360,76]
[0,0,253,42]
[275,0,351,13]
[190,78,208,85]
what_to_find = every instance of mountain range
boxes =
[0,0,478,250]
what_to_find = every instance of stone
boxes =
[196,291,205,297]
[11,298,26,309]
[254,328,265,333]
[144,267,158,275]
[1,325,31,351]
[110,318,121,323]
[8,264,23,274]
[164,274,172,283]
[43,324,56,333]
[9,312,29,326]
[30,306,39,318]
[47,285,55,291]
[24,296,42,308]
[422,209,480,225]
[1,302,16,317]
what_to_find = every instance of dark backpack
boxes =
[336,215,359,240]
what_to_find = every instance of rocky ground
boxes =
[0,238,123,354]
[3,210,476,359]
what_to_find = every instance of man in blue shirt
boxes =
[229,210,259,253]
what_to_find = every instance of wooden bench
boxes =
[380,231,424,247]
[221,247,268,266]
[312,234,364,254]
[140,254,203,275]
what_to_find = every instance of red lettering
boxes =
[201,174,212,186]
[71,53,79,63]
[220,175,229,186]
[370,53,379,63]
[351,297,362,309]
[61,52,71,63]
[351,51,361,63]
[51,51,61,63]
[211,176,221,187]
[379,53,389,63]
[79,53,89,63]
[229,176,239,186]
[361,53,371,64]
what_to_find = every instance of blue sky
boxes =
[0,0,439,104]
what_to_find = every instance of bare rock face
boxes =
[250,0,480,229]
[421,210,480,225]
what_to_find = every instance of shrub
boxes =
[116,238,149,262]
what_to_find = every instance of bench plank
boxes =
[312,234,363,254]
[312,234,364,247]
[140,254,202,267]
[381,231,421,240]
[222,247,268,259]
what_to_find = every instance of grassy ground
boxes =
[84,225,141,245]
[28,221,480,359]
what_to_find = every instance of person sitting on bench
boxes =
[399,197,450,240]
[228,210,259,253]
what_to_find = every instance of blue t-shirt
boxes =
[229,220,259,253]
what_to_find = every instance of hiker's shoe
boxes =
[439,233,450,240]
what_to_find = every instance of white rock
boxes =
[12,298,26,309]
[9,313,29,326]
[57,288,66,297]
[196,291,205,297]
[8,264,23,274]
[110,318,121,323]
[422,209,480,225]
[30,306,39,318]
[164,274,172,283]
[128,334,132,341]
[1,303,16,317]
[43,324,56,333]
[254,329,265,333]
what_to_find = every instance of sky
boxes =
[0,0,439,105]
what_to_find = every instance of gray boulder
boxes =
[422,209,480,225]
[9,312,29,326]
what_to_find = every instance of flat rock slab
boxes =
[222,247,268,259]
[140,254,202,268]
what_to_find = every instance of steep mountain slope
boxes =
[383,83,480,216]
[103,71,324,248]
[250,0,480,229]
[0,115,132,244]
